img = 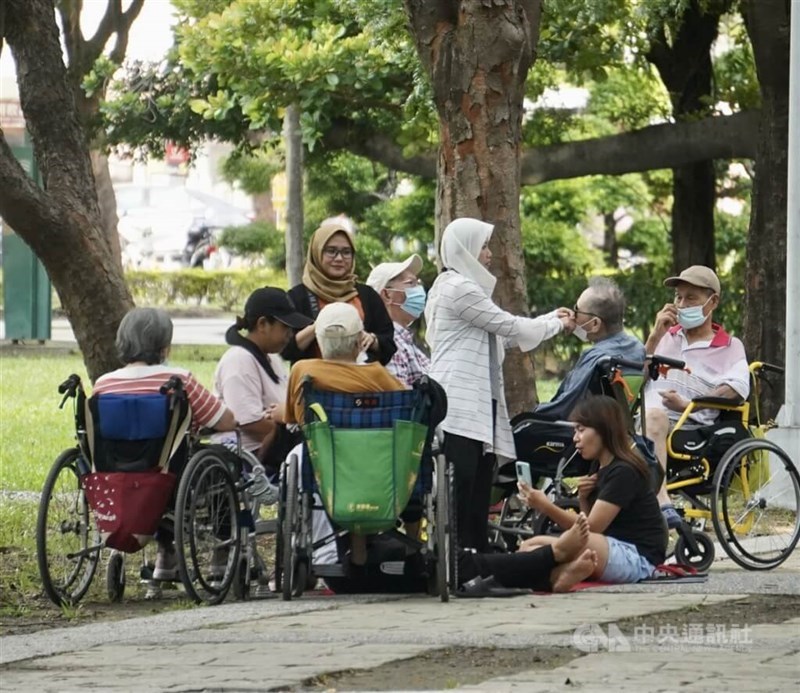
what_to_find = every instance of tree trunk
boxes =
[405,0,543,412]
[647,0,724,272]
[671,160,716,270]
[91,150,122,269]
[741,0,790,417]
[252,190,275,224]
[1,0,132,381]
[602,211,618,267]
[284,104,305,288]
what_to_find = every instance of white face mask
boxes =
[573,318,596,343]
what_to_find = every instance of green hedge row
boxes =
[124,269,287,311]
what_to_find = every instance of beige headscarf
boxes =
[302,223,359,303]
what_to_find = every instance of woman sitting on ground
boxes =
[517,395,668,584]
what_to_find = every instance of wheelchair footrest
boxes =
[312,564,346,577]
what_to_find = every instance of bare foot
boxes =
[550,549,598,593]
[551,512,589,563]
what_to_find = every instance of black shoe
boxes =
[455,575,531,599]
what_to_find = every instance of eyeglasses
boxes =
[573,305,601,319]
[322,246,354,259]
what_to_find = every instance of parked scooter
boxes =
[183,223,216,268]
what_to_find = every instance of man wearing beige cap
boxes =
[643,265,750,527]
[283,302,405,426]
[366,254,430,387]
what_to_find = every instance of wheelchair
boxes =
[274,376,454,602]
[490,355,719,572]
[656,360,800,571]
[35,374,271,607]
[489,356,656,548]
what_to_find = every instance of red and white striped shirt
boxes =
[93,365,226,429]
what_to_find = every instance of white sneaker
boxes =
[153,545,179,582]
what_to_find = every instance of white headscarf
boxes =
[439,218,496,295]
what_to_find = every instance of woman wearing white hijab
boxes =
[425,217,575,552]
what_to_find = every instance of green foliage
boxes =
[125,268,286,310]
[220,149,283,195]
[219,221,287,270]
[714,38,760,111]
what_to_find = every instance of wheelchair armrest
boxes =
[690,395,745,408]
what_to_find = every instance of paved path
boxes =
[2,554,799,692]
[0,317,232,346]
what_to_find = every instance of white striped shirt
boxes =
[426,271,563,460]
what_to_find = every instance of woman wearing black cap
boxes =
[212,287,312,477]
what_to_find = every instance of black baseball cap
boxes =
[244,287,313,329]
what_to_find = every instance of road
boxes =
[0,316,233,346]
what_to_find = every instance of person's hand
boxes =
[653,303,678,334]
[658,389,688,413]
[266,402,286,425]
[576,473,597,499]
[517,481,547,509]
[555,307,576,334]
[359,331,378,352]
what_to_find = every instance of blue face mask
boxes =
[400,285,427,319]
[677,296,712,330]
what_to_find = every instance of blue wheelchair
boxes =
[35,374,269,606]
[275,376,453,601]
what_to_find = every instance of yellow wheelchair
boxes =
[658,361,800,570]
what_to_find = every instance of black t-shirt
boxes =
[589,458,667,566]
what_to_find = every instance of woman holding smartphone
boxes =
[517,395,668,584]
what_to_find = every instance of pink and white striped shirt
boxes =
[93,365,226,429]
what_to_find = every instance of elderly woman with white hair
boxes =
[425,218,575,552]
[92,307,236,581]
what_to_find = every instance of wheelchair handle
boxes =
[58,373,81,395]
[752,361,784,375]
[645,354,688,381]
[57,374,82,409]
[605,356,646,372]
[159,376,185,395]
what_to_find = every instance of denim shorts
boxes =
[600,537,655,583]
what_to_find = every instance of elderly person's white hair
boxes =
[116,307,173,365]
[315,303,363,360]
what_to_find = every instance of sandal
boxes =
[455,575,532,599]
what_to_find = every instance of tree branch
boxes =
[321,120,437,179]
[108,0,145,65]
[0,133,62,245]
[521,110,759,185]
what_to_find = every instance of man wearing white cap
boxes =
[283,302,405,426]
[643,265,750,527]
[366,254,430,387]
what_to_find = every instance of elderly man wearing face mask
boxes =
[534,277,646,421]
[366,255,430,388]
[643,265,750,528]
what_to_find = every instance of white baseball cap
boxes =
[366,254,423,293]
[314,302,363,338]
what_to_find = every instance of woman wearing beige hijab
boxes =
[282,222,397,365]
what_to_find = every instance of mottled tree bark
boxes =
[405,0,543,412]
[741,0,791,417]
[1,0,133,381]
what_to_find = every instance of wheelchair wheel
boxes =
[433,456,452,602]
[281,456,306,601]
[106,551,126,602]
[711,438,800,570]
[673,531,715,573]
[175,449,241,604]
[36,448,101,606]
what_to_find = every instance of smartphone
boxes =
[515,461,533,487]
